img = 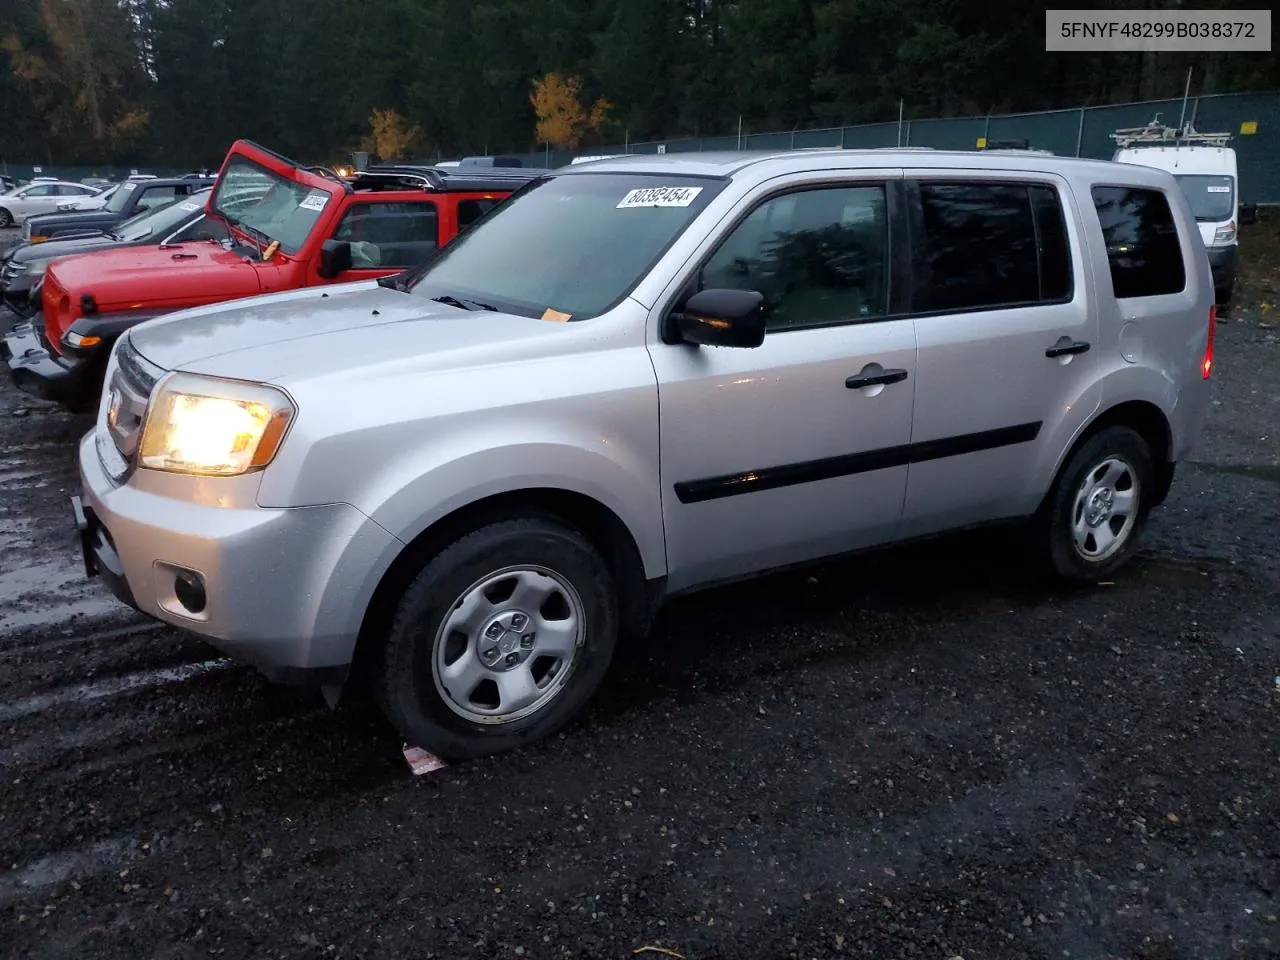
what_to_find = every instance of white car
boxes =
[56,183,120,213]
[0,180,100,227]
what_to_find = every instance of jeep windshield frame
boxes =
[209,153,339,256]
[405,171,729,321]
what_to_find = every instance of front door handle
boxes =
[846,366,909,389]
[1045,338,1090,358]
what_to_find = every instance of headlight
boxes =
[138,373,295,476]
[24,259,50,276]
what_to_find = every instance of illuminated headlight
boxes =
[138,373,295,477]
[1212,221,1236,245]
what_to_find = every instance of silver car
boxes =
[74,149,1214,760]
[0,179,99,227]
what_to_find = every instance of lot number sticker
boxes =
[617,186,703,209]
[299,190,329,212]
[179,201,201,211]
[1206,185,1230,193]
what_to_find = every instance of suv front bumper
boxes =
[76,431,402,684]
[0,314,97,407]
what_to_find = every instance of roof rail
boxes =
[349,164,549,193]
[1111,115,1233,148]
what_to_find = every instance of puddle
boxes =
[0,657,233,723]
[1186,460,1280,484]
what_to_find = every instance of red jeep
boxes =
[1,141,540,411]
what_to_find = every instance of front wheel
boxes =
[373,517,619,761]
[1032,425,1155,583]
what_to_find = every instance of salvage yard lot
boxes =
[1,223,1277,959]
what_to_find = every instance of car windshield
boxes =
[115,193,208,241]
[105,181,141,213]
[1174,174,1235,222]
[209,156,333,255]
[407,172,726,319]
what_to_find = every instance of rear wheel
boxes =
[1032,425,1155,582]
[373,517,619,761]
[0,208,12,228]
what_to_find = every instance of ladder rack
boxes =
[1111,115,1233,149]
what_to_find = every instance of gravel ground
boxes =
[0,223,1277,960]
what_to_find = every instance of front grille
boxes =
[98,336,165,482]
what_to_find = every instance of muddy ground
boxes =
[0,222,1277,959]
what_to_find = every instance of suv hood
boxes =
[11,231,116,264]
[29,210,118,232]
[45,241,261,312]
[128,282,574,383]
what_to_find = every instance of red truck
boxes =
[2,140,542,411]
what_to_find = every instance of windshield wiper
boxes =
[430,294,474,311]
[429,294,498,312]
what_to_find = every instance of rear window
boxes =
[914,181,1073,312]
[1091,186,1186,299]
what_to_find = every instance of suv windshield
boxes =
[115,192,209,241]
[104,181,141,214]
[210,156,334,255]
[1174,174,1235,222]
[407,172,726,319]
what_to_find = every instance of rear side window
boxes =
[915,182,1073,313]
[1091,186,1186,298]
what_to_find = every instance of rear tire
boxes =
[1031,425,1155,583]
[0,208,12,228]
[372,516,619,761]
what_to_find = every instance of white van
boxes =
[1112,120,1238,309]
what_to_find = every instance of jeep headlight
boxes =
[138,373,295,476]
[24,258,51,276]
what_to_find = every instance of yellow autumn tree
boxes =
[362,108,423,162]
[530,73,613,150]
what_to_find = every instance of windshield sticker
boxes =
[541,307,572,322]
[299,190,330,212]
[1206,185,1231,193]
[179,201,201,211]
[616,186,703,209]
[120,182,137,192]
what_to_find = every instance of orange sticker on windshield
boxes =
[541,308,572,322]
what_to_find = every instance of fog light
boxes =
[173,569,207,614]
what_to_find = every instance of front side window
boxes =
[209,157,339,255]
[1092,185,1186,299]
[332,201,439,268]
[1174,174,1235,222]
[457,198,498,232]
[136,185,180,211]
[407,172,725,320]
[700,185,889,329]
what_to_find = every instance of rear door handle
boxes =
[1045,339,1090,358]
[846,367,909,389]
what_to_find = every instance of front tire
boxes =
[373,517,619,761]
[1215,281,1233,312]
[1033,425,1155,583]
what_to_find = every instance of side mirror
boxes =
[672,288,767,348]
[317,239,352,279]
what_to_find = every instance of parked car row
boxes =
[2,142,1216,763]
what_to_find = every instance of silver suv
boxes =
[74,149,1215,760]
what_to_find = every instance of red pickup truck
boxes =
[2,140,541,411]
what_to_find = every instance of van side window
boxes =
[1091,186,1186,298]
[699,184,889,330]
[916,182,1059,312]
